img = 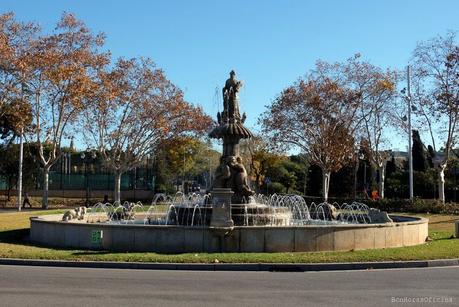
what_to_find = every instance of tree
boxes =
[85,58,211,203]
[0,143,40,200]
[412,129,428,172]
[160,136,219,190]
[244,136,283,192]
[290,154,310,195]
[279,161,298,194]
[0,13,36,143]
[410,32,459,203]
[344,55,398,199]
[18,13,108,208]
[260,62,360,201]
[184,138,220,187]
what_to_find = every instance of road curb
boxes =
[1,258,458,272]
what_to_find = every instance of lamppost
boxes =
[80,148,97,207]
[401,67,415,200]
[407,66,414,201]
[17,127,24,211]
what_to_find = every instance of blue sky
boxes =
[2,0,459,150]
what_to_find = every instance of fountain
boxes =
[29,71,429,253]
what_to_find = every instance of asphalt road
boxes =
[0,265,457,307]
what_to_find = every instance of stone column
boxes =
[210,188,234,228]
[222,137,240,157]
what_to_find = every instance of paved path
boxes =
[0,265,457,307]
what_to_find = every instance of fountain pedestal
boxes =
[209,71,254,204]
[210,188,234,228]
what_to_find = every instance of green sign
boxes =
[91,230,103,244]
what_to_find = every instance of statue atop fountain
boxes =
[222,70,243,123]
[210,71,254,204]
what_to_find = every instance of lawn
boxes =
[0,210,458,263]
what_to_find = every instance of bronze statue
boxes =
[211,155,254,203]
[222,70,243,121]
[228,156,254,201]
[213,156,231,188]
[209,71,254,203]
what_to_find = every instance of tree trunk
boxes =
[322,169,330,203]
[42,166,50,209]
[378,164,386,199]
[438,167,446,203]
[114,172,122,204]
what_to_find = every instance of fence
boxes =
[0,152,157,192]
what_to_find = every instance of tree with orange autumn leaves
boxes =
[261,74,358,201]
[1,12,211,205]
[29,14,108,208]
[261,56,398,201]
[0,12,36,141]
[1,12,109,208]
[84,58,211,203]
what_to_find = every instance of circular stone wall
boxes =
[29,215,428,253]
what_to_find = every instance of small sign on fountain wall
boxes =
[91,230,103,245]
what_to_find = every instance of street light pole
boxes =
[17,128,24,211]
[407,66,414,200]
[17,81,26,211]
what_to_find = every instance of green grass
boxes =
[0,210,458,263]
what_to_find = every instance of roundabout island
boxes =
[30,71,429,254]
[30,207,428,253]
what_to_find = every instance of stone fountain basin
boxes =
[30,214,428,253]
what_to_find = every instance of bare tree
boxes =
[410,32,459,203]
[85,58,211,203]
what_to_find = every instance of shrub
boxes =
[299,195,459,215]
[372,198,459,215]
[267,182,286,194]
